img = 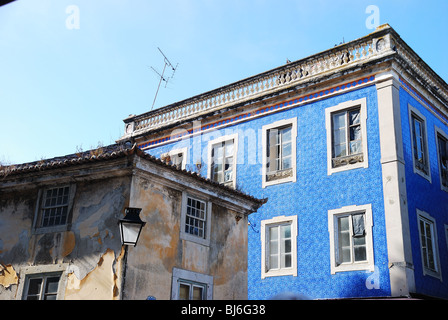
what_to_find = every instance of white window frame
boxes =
[416,209,441,280]
[435,126,448,192]
[261,118,297,188]
[207,134,238,189]
[261,215,297,279]
[171,268,213,300]
[328,204,374,274]
[408,104,431,183]
[180,192,212,247]
[325,98,368,175]
[161,147,188,170]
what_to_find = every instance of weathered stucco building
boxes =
[0,143,265,300]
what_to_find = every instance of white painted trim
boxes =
[434,126,448,193]
[325,97,369,175]
[179,192,212,247]
[416,209,442,281]
[260,215,298,279]
[327,204,374,274]
[207,133,238,189]
[261,117,297,188]
[408,104,432,183]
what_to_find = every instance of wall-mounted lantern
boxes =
[118,207,146,247]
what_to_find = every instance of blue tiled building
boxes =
[119,25,448,299]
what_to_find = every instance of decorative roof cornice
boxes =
[119,24,448,142]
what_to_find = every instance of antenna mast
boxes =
[149,47,178,111]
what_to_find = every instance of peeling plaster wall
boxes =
[1,161,252,300]
[0,174,131,300]
[123,173,249,300]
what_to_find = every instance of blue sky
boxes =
[1,0,447,164]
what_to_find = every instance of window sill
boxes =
[422,268,442,281]
[413,165,432,183]
[180,232,210,247]
[263,169,296,188]
[331,261,374,274]
[262,268,297,279]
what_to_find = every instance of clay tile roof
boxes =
[0,143,267,206]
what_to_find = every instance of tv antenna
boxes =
[149,47,178,110]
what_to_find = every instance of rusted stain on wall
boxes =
[0,264,19,289]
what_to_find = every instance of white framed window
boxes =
[207,134,238,188]
[417,210,441,280]
[33,185,76,234]
[325,98,368,175]
[161,147,188,170]
[180,192,212,246]
[261,118,297,188]
[408,105,431,182]
[171,268,213,300]
[435,127,448,192]
[261,215,297,279]
[328,204,374,274]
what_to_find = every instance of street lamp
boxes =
[118,207,146,246]
[118,207,146,300]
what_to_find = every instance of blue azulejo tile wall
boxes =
[242,85,390,299]
[399,87,448,299]
[147,84,392,299]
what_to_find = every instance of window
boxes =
[161,147,188,170]
[417,210,441,279]
[41,186,70,227]
[261,215,297,279]
[262,118,297,188]
[328,204,374,274]
[180,193,212,246]
[435,127,448,191]
[171,268,213,300]
[185,197,207,238]
[325,98,368,175]
[408,105,431,182]
[34,185,75,233]
[23,274,61,300]
[208,134,238,188]
[178,281,207,300]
